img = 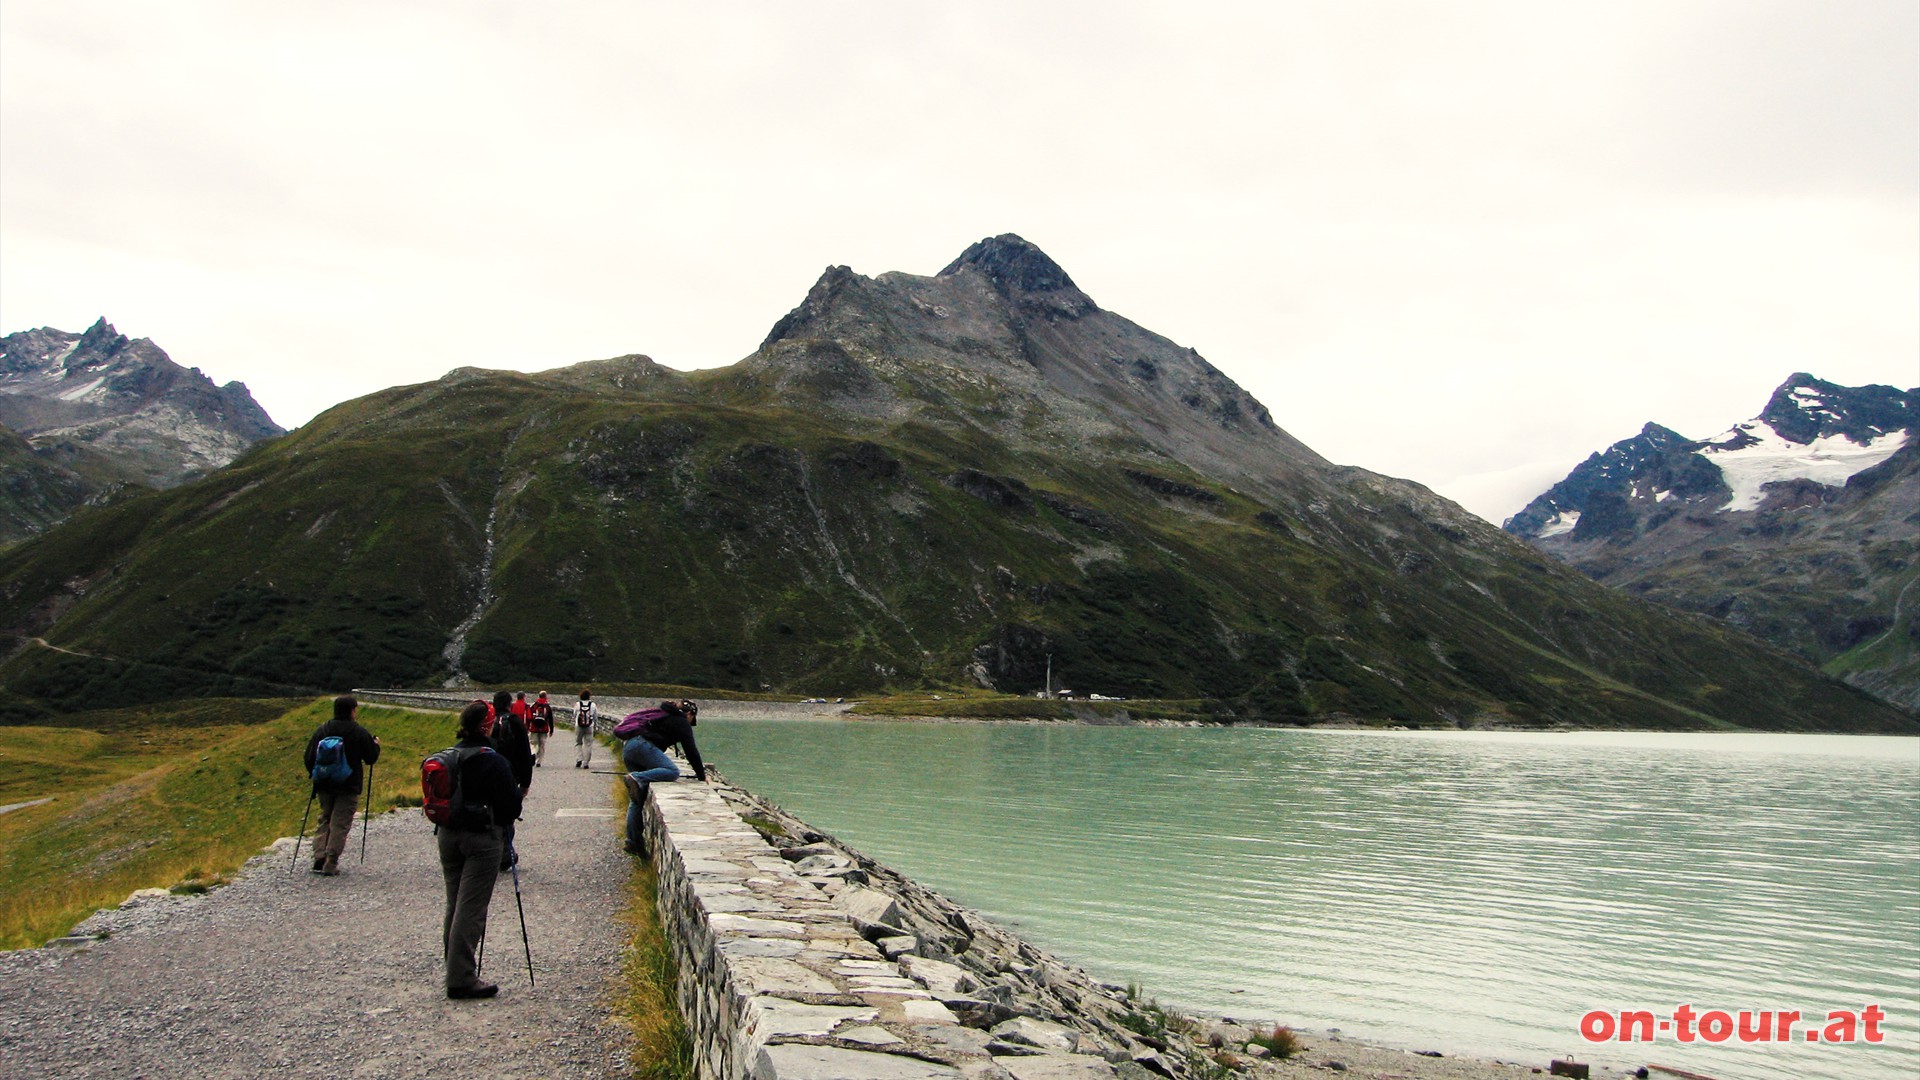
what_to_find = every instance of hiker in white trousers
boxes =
[573,690,598,769]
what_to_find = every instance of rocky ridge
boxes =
[1506,374,1919,709]
[0,319,283,542]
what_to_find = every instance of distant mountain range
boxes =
[0,238,1906,731]
[1506,375,1917,709]
[0,319,283,544]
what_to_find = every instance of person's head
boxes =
[515,691,526,702]
[459,700,493,739]
[333,694,357,722]
[681,699,698,725]
[493,690,514,715]
[537,691,548,702]
[579,687,592,701]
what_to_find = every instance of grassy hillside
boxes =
[0,365,1908,733]
[0,700,460,949]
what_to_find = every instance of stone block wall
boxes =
[639,777,1206,1080]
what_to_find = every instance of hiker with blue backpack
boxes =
[616,699,705,856]
[300,695,382,876]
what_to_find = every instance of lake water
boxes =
[698,719,1919,1080]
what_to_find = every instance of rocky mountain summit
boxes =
[0,240,1906,731]
[0,319,283,542]
[739,234,1322,494]
[1506,374,1918,708]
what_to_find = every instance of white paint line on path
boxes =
[0,797,54,816]
[555,808,619,818]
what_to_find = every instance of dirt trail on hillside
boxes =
[0,755,638,1079]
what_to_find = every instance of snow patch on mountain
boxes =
[1701,421,1909,512]
[1537,510,1580,538]
[56,376,108,402]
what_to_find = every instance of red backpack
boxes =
[420,746,495,830]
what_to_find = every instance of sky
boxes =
[2,1,1915,525]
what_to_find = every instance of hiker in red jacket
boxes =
[526,691,555,766]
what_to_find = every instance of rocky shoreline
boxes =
[710,773,1572,1080]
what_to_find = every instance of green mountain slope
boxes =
[0,237,1908,732]
[0,426,99,546]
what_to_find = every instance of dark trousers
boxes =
[437,826,503,990]
[622,738,679,848]
[314,791,356,866]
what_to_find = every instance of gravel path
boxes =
[0,756,638,1079]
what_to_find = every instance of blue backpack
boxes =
[312,736,352,785]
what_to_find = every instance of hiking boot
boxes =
[320,856,340,876]
[311,857,325,874]
[447,982,499,1000]
[621,774,649,805]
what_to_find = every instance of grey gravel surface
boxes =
[0,758,638,1079]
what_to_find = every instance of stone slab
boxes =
[901,999,960,1024]
[838,1025,905,1046]
[754,1043,965,1079]
[748,998,878,1037]
[710,914,808,938]
[719,938,807,959]
[996,1056,1120,1080]
[733,956,840,996]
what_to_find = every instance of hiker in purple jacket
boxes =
[620,700,705,856]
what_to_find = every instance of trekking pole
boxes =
[289,787,316,874]
[509,857,535,988]
[476,922,487,977]
[359,761,374,863]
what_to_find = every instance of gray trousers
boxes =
[437,826,503,990]
[575,724,595,767]
[314,791,356,866]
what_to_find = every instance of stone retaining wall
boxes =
[639,776,1209,1080]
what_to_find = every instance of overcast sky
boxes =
[3,1,1915,524]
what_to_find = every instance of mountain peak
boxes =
[939,234,1088,303]
[1759,372,1914,445]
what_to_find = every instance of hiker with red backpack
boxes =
[616,699,705,856]
[300,695,381,876]
[427,700,523,1000]
[526,691,555,766]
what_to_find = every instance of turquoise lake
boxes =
[697,719,1919,1080]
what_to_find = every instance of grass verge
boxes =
[615,857,694,1080]
[0,698,462,950]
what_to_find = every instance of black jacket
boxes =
[303,716,382,795]
[451,736,523,830]
[492,713,535,790]
[641,713,706,781]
